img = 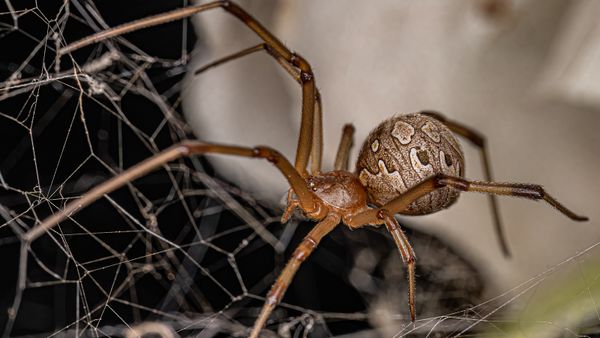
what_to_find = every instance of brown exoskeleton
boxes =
[26,1,587,337]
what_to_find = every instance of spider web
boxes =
[0,1,599,337]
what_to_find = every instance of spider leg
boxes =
[311,92,323,174]
[192,42,327,221]
[24,141,325,242]
[195,43,302,83]
[281,190,299,224]
[334,124,355,171]
[420,110,508,257]
[59,1,320,177]
[377,209,416,322]
[249,213,340,338]
[193,42,324,175]
[193,43,267,76]
[347,174,587,229]
[345,174,587,320]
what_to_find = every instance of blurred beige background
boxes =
[182,0,600,302]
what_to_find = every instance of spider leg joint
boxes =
[252,146,279,164]
[300,71,313,82]
[294,237,317,262]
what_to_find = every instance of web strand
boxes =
[0,2,598,337]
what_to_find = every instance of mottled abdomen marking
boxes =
[359,159,407,203]
[356,113,465,215]
[371,139,380,152]
[421,120,441,142]
[391,120,415,145]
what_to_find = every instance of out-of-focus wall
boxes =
[183,0,600,296]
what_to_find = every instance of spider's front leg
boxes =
[281,123,357,223]
[59,1,323,177]
[282,123,354,223]
[24,141,326,242]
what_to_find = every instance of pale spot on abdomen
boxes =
[391,120,415,145]
[421,121,441,142]
[371,139,379,152]
[439,150,461,176]
[359,159,408,206]
[410,147,434,178]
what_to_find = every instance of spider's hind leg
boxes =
[249,213,340,338]
[348,174,588,233]
[378,209,416,322]
[420,110,509,257]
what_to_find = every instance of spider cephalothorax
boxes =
[307,171,368,214]
[27,2,588,337]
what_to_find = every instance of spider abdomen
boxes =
[356,113,465,215]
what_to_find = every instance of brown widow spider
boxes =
[25,1,587,337]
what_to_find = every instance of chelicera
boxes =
[25,1,588,337]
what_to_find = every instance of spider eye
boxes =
[416,149,430,165]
